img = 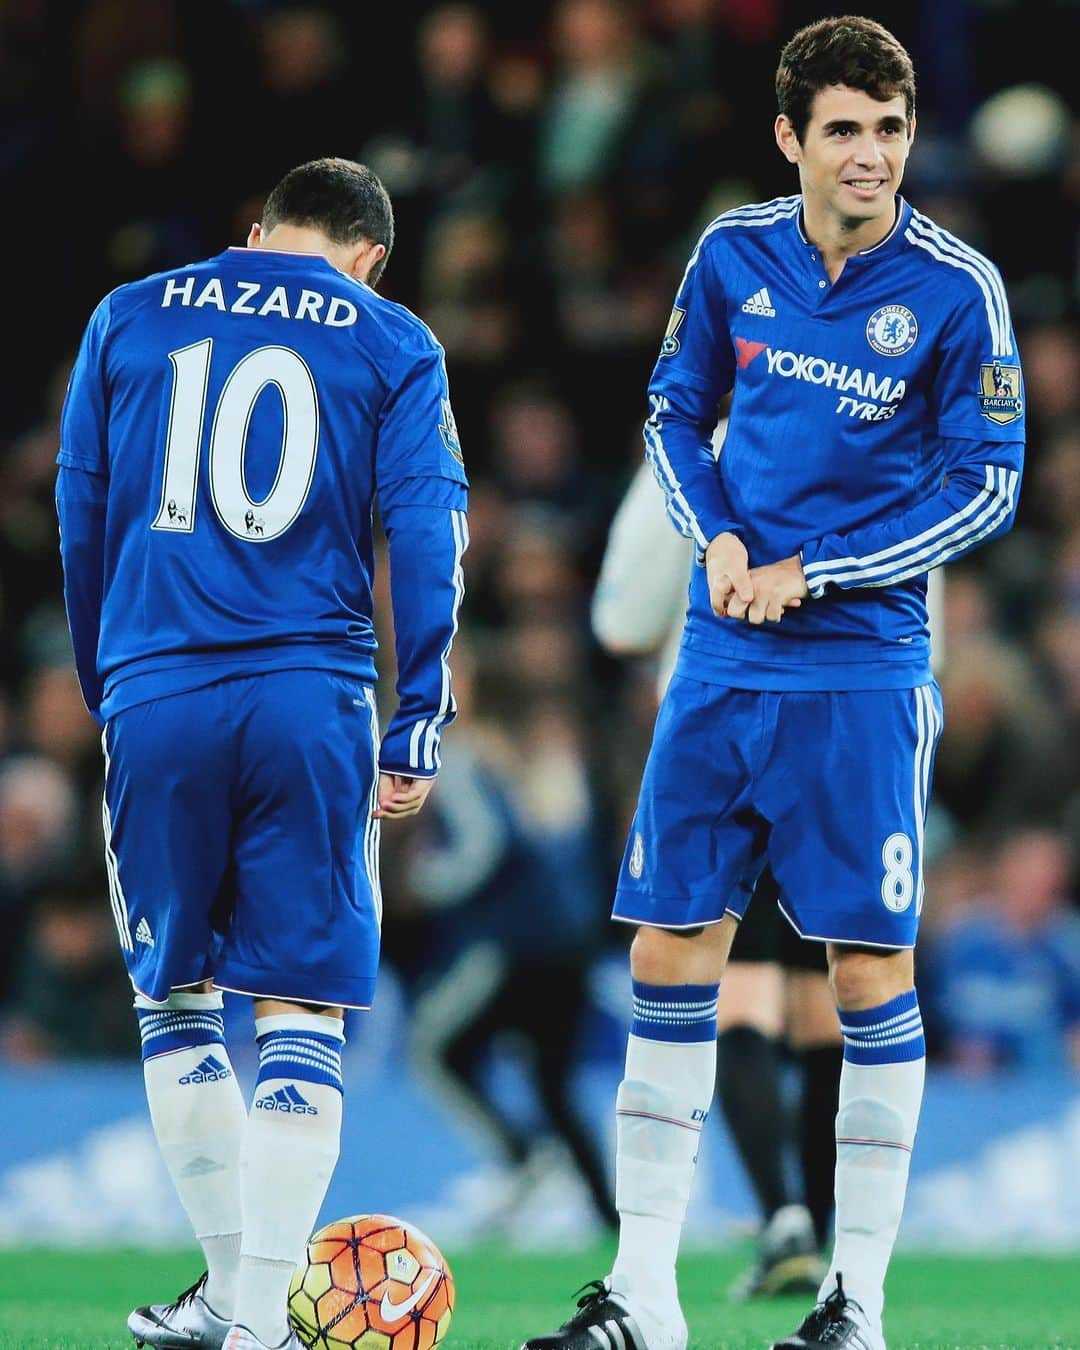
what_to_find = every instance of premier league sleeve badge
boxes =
[978,361,1023,424]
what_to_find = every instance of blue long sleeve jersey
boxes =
[56,247,468,776]
[647,195,1025,690]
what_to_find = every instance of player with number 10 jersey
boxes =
[57,159,468,1011]
[57,156,470,1350]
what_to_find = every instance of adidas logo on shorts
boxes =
[741,287,776,317]
[179,1054,232,1085]
[255,1083,318,1115]
[135,916,155,947]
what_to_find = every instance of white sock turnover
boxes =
[137,991,245,1318]
[233,1013,345,1346]
[610,981,718,1325]
[823,990,926,1330]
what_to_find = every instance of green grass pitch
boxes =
[0,1244,1077,1349]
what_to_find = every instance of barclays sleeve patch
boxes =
[978,361,1023,424]
[661,306,686,356]
[439,397,464,462]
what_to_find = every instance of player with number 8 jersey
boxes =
[521,18,1024,1350]
[56,159,467,1350]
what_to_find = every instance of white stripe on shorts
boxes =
[100,728,134,952]
[362,687,383,928]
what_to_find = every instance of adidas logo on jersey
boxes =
[179,1054,232,1086]
[255,1084,318,1115]
[135,917,155,947]
[741,287,776,317]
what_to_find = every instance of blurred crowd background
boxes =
[1,0,1078,1103]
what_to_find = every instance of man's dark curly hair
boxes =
[776,16,915,144]
[262,157,394,286]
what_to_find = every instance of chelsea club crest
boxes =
[866,304,918,357]
[629,832,645,879]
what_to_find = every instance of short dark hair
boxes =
[776,16,915,144]
[262,157,395,286]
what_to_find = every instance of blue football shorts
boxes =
[101,670,382,1008]
[614,674,944,949]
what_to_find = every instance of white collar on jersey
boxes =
[795,196,908,256]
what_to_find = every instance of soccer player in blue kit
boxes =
[522,17,1024,1350]
[56,159,468,1350]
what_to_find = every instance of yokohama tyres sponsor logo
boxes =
[736,337,907,406]
[763,346,906,404]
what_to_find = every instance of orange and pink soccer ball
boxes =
[288,1214,454,1350]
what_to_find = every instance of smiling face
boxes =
[776,84,914,231]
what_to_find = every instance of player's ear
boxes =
[247,222,263,248]
[351,241,387,284]
[775,114,801,164]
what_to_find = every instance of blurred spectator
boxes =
[92,59,209,289]
[1,362,70,649]
[513,698,605,914]
[1,2,75,431]
[489,385,612,544]
[0,754,80,999]
[1,870,135,1062]
[420,209,519,402]
[545,190,672,441]
[367,6,498,198]
[939,569,993,649]
[932,637,1074,840]
[1013,323,1080,434]
[494,510,583,624]
[22,659,102,772]
[0,756,78,900]
[1035,610,1080,834]
[249,8,361,185]
[73,0,179,128]
[969,85,1075,316]
[1031,428,1080,542]
[410,5,504,204]
[366,4,539,311]
[398,648,616,1229]
[925,830,1080,1073]
[541,0,647,197]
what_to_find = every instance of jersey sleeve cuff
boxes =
[378,718,451,777]
[377,760,439,781]
[798,544,829,598]
[695,521,743,566]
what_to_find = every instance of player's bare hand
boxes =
[375,773,434,819]
[705,532,753,618]
[743,554,809,624]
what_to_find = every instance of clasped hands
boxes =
[705,532,809,624]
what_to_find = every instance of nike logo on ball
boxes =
[380,1268,437,1321]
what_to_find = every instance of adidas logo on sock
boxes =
[255,1083,318,1115]
[135,917,155,947]
[179,1054,232,1086]
[740,286,776,317]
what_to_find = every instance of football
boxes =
[288,1214,454,1350]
